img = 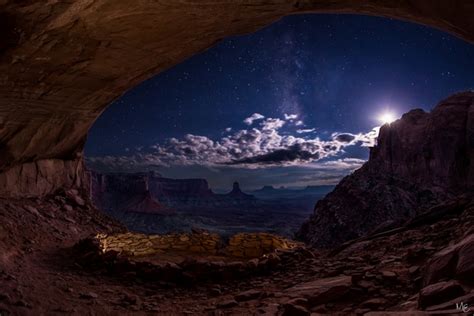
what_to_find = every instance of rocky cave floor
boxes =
[0,190,474,315]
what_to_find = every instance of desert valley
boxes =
[90,170,333,237]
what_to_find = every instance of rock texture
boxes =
[90,171,170,214]
[423,233,474,286]
[0,157,87,198]
[74,231,306,283]
[1,1,474,197]
[1,184,473,314]
[285,275,352,305]
[94,231,300,259]
[298,92,474,248]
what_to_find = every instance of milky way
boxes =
[86,14,474,190]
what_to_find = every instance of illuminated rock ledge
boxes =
[95,231,300,259]
[75,231,312,283]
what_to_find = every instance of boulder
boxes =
[216,298,238,309]
[79,292,99,300]
[423,234,474,286]
[455,235,474,281]
[234,289,261,302]
[280,303,310,316]
[285,275,352,306]
[418,281,465,309]
[360,298,389,309]
[425,292,474,311]
[381,271,397,280]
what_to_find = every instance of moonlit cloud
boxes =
[284,113,298,120]
[243,113,265,125]
[333,133,356,143]
[87,113,379,173]
[295,120,304,126]
[311,158,366,170]
[226,144,320,165]
[260,118,285,130]
[296,128,315,134]
[331,128,379,147]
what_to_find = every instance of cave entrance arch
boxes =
[0,1,473,197]
[83,11,474,239]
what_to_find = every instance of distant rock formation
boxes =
[253,185,277,194]
[90,171,174,215]
[90,173,258,213]
[225,182,256,200]
[298,91,474,248]
[121,190,173,215]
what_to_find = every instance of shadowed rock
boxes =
[285,275,352,306]
[298,92,474,248]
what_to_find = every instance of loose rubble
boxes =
[0,190,473,314]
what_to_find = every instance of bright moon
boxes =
[378,112,397,125]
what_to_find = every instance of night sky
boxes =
[86,14,474,191]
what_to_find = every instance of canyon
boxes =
[89,171,330,237]
[90,172,255,213]
[1,1,474,314]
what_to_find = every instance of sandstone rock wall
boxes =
[98,231,221,257]
[96,231,300,259]
[0,157,87,198]
[298,92,474,248]
[369,92,474,191]
[1,1,474,198]
[227,233,295,258]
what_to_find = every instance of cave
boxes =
[1,1,474,198]
[1,1,474,314]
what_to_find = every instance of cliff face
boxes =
[90,171,171,215]
[121,190,173,215]
[90,172,256,213]
[148,177,214,200]
[298,91,474,248]
[0,157,87,198]
[369,92,474,191]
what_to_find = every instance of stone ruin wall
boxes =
[96,231,300,259]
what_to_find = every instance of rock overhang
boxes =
[1,1,474,197]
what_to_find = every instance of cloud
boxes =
[310,158,366,170]
[331,127,379,147]
[157,158,366,190]
[243,113,265,125]
[227,144,319,165]
[225,127,232,132]
[87,114,379,172]
[295,120,304,126]
[333,133,356,143]
[260,118,285,130]
[284,113,298,120]
[296,128,315,134]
